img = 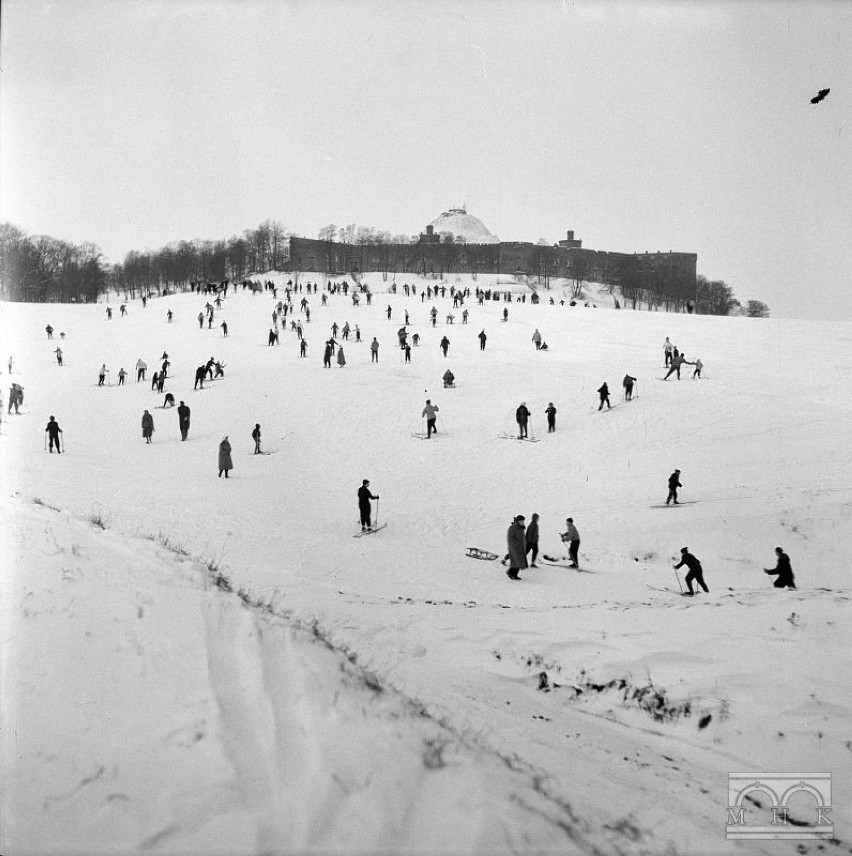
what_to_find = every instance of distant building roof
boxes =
[428,208,500,244]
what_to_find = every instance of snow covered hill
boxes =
[1,273,850,855]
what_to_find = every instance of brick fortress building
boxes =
[285,208,697,302]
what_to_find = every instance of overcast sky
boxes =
[1,1,849,319]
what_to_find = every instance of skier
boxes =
[462,308,469,324]
[252,423,262,454]
[46,324,54,339]
[692,358,703,379]
[337,346,346,367]
[141,409,154,444]
[136,358,147,382]
[150,371,160,392]
[370,337,379,363]
[478,330,487,351]
[623,374,637,400]
[597,382,611,410]
[300,339,307,358]
[55,347,64,366]
[221,321,228,337]
[357,479,379,531]
[525,512,540,567]
[98,364,108,386]
[666,469,682,505]
[163,392,175,408]
[422,399,439,438]
[674,547,709,595]
[194,366,206,390]
[355,325,361,342]
[440,335,450,357]
[545,402,557,432]
[218,436,233,478]
[323,342,333,368]
[516,402,531,438]
[386,305,392,320]
[664,337,673,366]
[167,309,173,322]
[505,515,527,580]
[532,329,542,350]
[764,547,796,589]
[404,343,412,363]
[663,353,692,380]
[120,304,127,316]
[117,368,127,386]
[177,401,190,440]
[45,416,63,453]
[560,518,581,567]
[7,384,23,414]
[442,369,455,388]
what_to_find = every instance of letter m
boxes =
[727,807,747,825]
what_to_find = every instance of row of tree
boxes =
[0,218,768,316]
[0,223,106,303]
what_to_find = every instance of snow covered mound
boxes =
[428,208,500,243]
[1,277,850,855]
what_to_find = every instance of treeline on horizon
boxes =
[0,219,769,318]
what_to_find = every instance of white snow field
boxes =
[1,273,850,855]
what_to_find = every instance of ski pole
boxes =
[375,497,380,527]
[44,432,47,451]
[673,565,683,593]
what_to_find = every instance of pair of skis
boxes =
[353,523,387,538]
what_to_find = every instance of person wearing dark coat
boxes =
[141,410,154,443]
[764,548,796,589]
[163,392,175,408]
[623,374,637,400]
[597,382,611,410]
[218,436,233,477]
[674,547,709,595]
[252,424,262,454]
[666,469,682,505]
[323,342,333,368]
[478,330,487,351]
[442,369,455,387]
[45,416,62,453]
[525,513,540,567]
[440,336,450,357]
[357,479,379,531]
[506,515,528,580]
[545,403,557,432]
[515,402,531,438]
[177,401,190,440]
[194,366,206,390]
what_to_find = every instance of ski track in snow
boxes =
[2,273,851,855]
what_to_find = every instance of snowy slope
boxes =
[1,273,850,855]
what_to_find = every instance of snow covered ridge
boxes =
[1,276,851,853]
[3,496,638,854]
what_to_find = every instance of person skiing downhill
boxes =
[45,416,63,453]
[505,515,527,580]
[597,382,611,410]
[516,402,531,438]
[422,399,439,438]
[666,469,682,505]
[357,479,380,531]
[764,547,796,589]
[674,547,709,595]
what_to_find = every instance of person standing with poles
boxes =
[560,517,581,567]
[673,547,709,596]
[357,479,380,532]
[45,416,63,453]
[516,402,531,438]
